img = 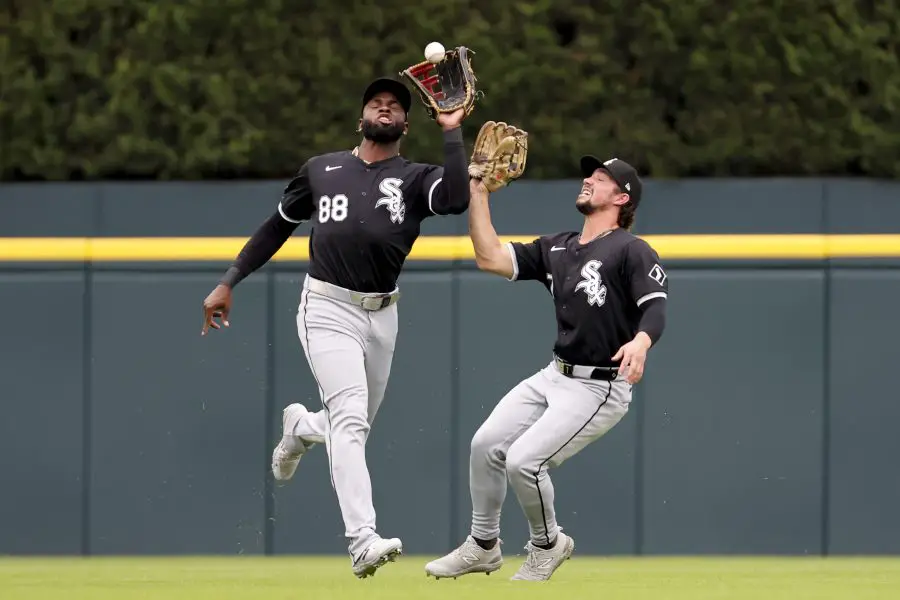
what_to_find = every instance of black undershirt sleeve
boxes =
[637,297,666,345]
[422,127,470,215]
[219,212,300,288]
[219,161,313,288]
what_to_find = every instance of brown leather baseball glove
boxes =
[468,120,529,192]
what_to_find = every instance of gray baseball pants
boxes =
[290,275,398,560]
[469,361,631,546]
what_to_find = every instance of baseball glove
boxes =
[468,121,529,192]
[400,46,478,120]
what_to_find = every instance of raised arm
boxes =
[422,110,471,216]
[468,178,549,284]
[467,178,514,278]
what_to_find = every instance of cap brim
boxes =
[579,155,604,178]
[363,78,412,114]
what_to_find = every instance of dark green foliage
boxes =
[2,0,898,180]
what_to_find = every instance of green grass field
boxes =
[2,556,899,599]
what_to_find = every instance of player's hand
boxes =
[470,177,488,196]
[612,332,652,384]
[201,284,232,335]
[436,108,466,131]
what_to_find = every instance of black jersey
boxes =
[508,228,668,367]
[278,129,468,294]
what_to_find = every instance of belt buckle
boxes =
[555,357,573,377]
[360,294,389,311]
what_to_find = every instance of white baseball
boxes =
[424,42,445,64]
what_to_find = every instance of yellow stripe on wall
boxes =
[1,235,900,261]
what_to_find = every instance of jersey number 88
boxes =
[319,194,348,223]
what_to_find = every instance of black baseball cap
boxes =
[362,77,412,115]
[579,155,643,207]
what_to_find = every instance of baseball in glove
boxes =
[400,46,478,120]
[468,121,529,192]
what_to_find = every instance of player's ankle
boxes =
[281,434,307,453]
[532,537,556,550]
[473,537,497,550]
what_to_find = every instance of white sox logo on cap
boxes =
[603,159,629,190]
[582,155,641,205]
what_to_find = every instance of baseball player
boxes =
[425,156,668,581]
[200,77,471,578]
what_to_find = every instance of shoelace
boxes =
[519,542,554,574]
[452,541,476,559]
[454,537,501,559]
[522,545,539,564]
[277,437,307,459]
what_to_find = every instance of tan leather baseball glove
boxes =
[468,120,529,192]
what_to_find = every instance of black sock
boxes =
[533,537,556,550]
[473,537,497,550]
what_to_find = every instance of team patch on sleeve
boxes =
[648,263,667,286]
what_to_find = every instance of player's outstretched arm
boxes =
[202,163,313,335]
[425,109,471,216]
[467,178,514,279]
[201,211,301,335]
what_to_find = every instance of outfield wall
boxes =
[1,178,899,557]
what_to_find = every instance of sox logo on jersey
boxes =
[648,263,667,286]
[575,259,607,307]
[376,178,406,224]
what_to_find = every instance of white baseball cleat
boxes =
[271,403,312,481]
[425,535,503,579]
[352,537,403,579]
[509,531,575,581]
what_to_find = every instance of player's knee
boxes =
[470,425,502,464]
[326,393,371,441]
[331,413,370,436]
[505,444,538,480]
[338,417,370,441]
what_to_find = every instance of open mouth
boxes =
[377,115,392,125]
[578,185,592,198]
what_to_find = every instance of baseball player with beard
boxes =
[201,77,471,578]
[425,156,669,581]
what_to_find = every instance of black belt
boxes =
[553,356,619,381]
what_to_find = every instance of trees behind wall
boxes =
[3,0,898,180]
